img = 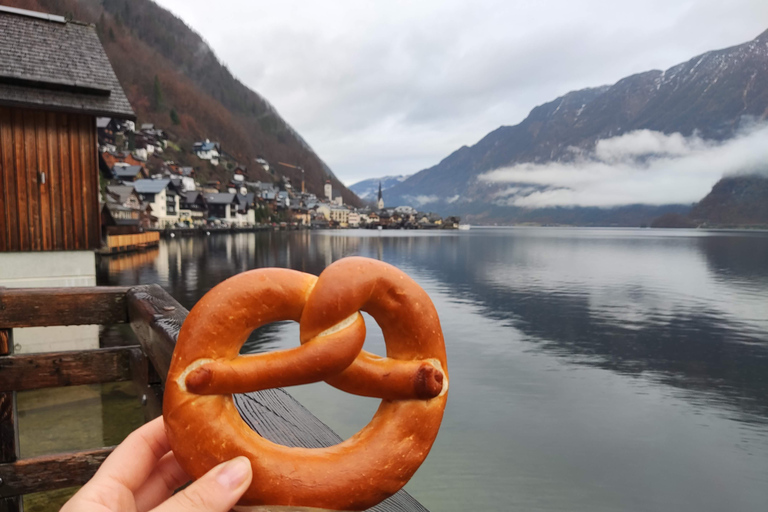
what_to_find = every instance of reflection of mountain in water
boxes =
[99,230,768,423]
[352,231,768,422]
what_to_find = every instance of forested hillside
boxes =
[3,0,360,205]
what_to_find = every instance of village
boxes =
[98,118,460,239]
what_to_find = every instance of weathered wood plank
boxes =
[127,285,429,511]
[127,285,186,382]
[46,112,62,250]
[0,448,113,498]
[34,110,51,251]
[0,287,130,328]
[22,109,40,252]
[129,348,164,422]
[57,113,73,250]
[68,113,83,250]
[12,109,28,251]
[0,329,21,512]
[0,108,7,253]
[0,346,141,393]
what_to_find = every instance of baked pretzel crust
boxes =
[164,257,448,511]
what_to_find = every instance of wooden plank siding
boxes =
[0,106,100,252]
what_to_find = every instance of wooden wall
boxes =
[0,106,100,252]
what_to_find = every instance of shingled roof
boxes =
[0,6,135,119]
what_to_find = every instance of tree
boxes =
[170,108,180,125]
[108,27,115,42]
[152,75,163,111]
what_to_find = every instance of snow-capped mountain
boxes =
[385,28,768,224]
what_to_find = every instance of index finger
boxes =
[93,416,172,492]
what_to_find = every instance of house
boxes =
[112,164,148,182]
[179,191,208,224]
[255,156,270,173]
[0,5,134,353]
[0,5,134,253]
[205,193,237,223]
[101,150,145,170]
[203,180,221,193]
[233,166,247,182]
[193,139,221,165]
[291,206,310,226]
[348,211,361,228]
[234,193,256,226]
[133,179,180,227]
[330,205,350,227]
[106,185,143,210]
[101,203,141,236]
[97,117,115,151]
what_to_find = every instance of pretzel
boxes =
[163,257,449,511]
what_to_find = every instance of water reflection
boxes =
[99,228,768,512]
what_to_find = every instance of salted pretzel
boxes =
[163,256,449,511]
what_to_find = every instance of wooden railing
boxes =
[0,286,428,512]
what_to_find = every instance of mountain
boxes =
[349,175,411,201]
[385,29,768,223]
[689,174,768,227]
[4,0,360,205]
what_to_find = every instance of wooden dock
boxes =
[0,286,429,511]
[99,231,160,255]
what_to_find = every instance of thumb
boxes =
[152,456,253,512]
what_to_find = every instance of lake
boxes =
[99,228,768,512]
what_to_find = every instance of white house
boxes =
[133,178,180,227]
[348,211,361,228]
[330,205,350,227]
[193,139,221,165]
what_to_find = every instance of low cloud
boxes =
[404,194,440,206]
[479,125,768,207]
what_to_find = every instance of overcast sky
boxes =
[154,0,768,186]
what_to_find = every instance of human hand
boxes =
[61,416,252,512]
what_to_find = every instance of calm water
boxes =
[98,228,768,512]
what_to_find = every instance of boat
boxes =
[458,224,471,231]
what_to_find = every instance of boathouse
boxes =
[0,6,134,351]
[0,6,134,254]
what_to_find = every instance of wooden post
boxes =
[0,329,21,512]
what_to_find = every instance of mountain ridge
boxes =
[384,28,768,222]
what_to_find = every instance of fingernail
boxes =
[216,456,251,489]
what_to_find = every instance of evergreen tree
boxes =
[170,108,180,125]
[152,75,163,111]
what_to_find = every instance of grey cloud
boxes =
[479,125,768,207]
[155,0,768,184]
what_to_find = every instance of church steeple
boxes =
[377,181,384,210]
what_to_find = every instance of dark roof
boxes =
[112,165,144,178]
[0,7,134,119]
[183,191,204,204]
[133,179,171,194]
[205,193,236,205]
[106,184,137,204]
